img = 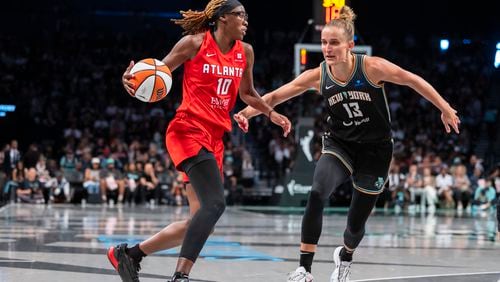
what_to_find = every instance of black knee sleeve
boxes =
[343,226,365,249]
[343,188,378,249]
[204,198,226,219]
[301,154,350,244]
[179,157,226,262]
[301,190,325,244]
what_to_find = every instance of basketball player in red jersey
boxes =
[106,1,291,281]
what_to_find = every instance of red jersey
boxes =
[176,30,247,133]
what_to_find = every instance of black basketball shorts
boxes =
[321,133,393,194]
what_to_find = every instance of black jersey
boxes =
[319,54,391,142]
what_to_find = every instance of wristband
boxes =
[268,109,274,118]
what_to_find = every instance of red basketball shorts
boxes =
[166,114,224,182]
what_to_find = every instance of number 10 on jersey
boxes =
[217,78,232,95]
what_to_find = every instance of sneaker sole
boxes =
[108,245,140,282]
[330,247,343,282]
[333,246,342,266]
[107,246,119,271]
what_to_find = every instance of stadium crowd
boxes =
[1,3,498,213]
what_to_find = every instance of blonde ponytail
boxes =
[326,5,356,41]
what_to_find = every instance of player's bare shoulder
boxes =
[303,67,321,78]
[241,42,254,56]
[189,33,205,49]
[363,56,388,85]
[176,33,205,59]
[299,67,321,91]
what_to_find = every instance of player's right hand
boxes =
[122,60,135,95]
[269,111,291,137]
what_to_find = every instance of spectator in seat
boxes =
[140,162,159,205]
[18,168,48,204]
[99,158,125,204]
[436,165,454,209]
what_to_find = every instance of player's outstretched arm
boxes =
[238,67,320,121]
[238,43,292,137]
[365,56,460,134]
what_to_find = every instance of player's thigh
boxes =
[352,141,393,194]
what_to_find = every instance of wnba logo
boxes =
[375,177,385,189]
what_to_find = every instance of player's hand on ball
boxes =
[440,106,460,134]
[122,60,136,95]
[233,113,249,133]
[269,111,291,137]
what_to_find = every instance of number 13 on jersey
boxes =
[343,102,363,118]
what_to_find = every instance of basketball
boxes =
[129,58,172,103]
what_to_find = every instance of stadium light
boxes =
[0,104,16,119]
[494,42,500,68]
[440,39,449,51]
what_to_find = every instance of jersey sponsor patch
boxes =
[234,52,244,62]
[354,79,365,87]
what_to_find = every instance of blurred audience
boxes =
[0,4,498,212]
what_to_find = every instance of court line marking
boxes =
[353,271,500,281]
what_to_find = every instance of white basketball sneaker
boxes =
[330,246,352,282]
[287,266,314,282]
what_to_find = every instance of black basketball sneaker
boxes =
[107,243,141,282]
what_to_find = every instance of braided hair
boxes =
[172,0,242,35]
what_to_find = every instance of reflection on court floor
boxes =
[0,204,498,282]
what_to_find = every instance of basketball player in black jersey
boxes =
[235,5,460,282]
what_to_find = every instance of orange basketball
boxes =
[129,58,172,103]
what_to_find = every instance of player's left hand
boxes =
[233,112,249,133]
[441,106,460,134]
